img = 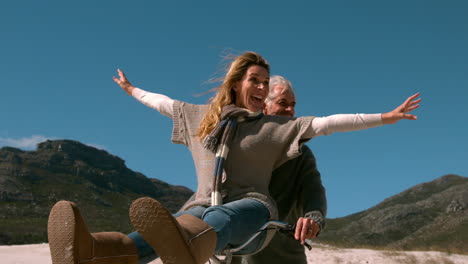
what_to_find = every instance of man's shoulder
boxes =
[299,144,315,159]
[300,144,311,153]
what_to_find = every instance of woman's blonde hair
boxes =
[197,51,270,141]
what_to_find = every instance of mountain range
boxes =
[0,139,193,245]
[316,174,467,254]
[1,139,466,254]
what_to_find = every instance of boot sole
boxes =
[129,198,197,264]
[48,201,77,264]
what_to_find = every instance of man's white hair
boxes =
[265,75,294,103]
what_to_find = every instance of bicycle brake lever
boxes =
[284,224,312,250]
[304,241,312,251]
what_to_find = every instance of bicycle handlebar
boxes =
[279,223,312,251]
[225,220,312,254]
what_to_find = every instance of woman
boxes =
[47,52,420,264]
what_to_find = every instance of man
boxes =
[233,75,327,264]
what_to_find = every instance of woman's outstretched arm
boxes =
[308,93,421,137]
[113,69,174,117]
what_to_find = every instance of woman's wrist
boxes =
[381,112,399,125]
[124,85,135,96]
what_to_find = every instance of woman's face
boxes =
[233,65,269,112]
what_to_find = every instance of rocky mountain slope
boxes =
[317,174,468,254]
[0,140,193,245]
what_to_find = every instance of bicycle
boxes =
[210,220,312,264]
[139,220,312,264]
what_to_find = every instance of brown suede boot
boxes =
[47,201,138,264]
[129,197,217,264]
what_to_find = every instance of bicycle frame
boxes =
[210,220,311,264]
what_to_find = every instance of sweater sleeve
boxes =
[285,146,327,232]
[298,147,327,220]
[306,113,383,138]
[281,114,383,166]
[131,88,174,118]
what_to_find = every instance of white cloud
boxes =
[0,135,52,150]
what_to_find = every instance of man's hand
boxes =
[113,69,135,95]
[294,217,320,245]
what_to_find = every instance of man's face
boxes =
[264,85,296,117]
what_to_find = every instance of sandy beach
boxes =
[1,243,467,264]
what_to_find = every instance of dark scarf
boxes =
[202,104,263,205]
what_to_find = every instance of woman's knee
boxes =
[201,206,232,231]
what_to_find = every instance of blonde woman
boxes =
[47,52,420,264]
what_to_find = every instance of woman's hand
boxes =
[113,69,135,96]
[294,217,320,245]
[382,93,421,124]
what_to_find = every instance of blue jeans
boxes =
[128,198,270,258]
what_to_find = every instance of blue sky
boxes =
[1,1,467,218]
